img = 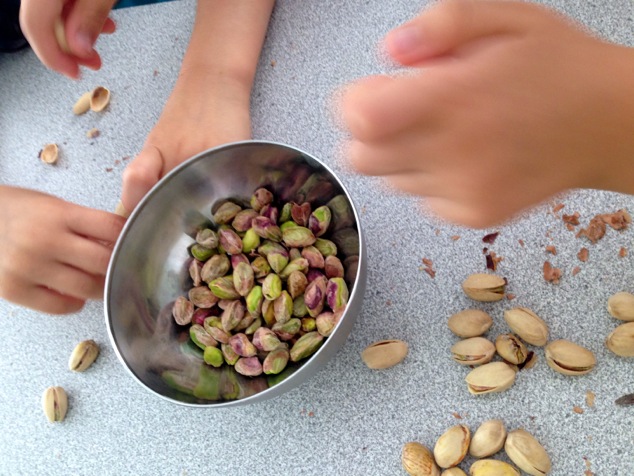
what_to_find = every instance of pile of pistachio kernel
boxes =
[171,187,351,378]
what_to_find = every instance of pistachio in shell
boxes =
[504,429,552,476]
[448,309,493,338]
[90,86,110,112]
[469,459,520,476]
[361,339,408,370]
[433,424,470,469]
[402,442,440,476]
[607,291,634,321]
[40,143,59,164]
[469,419,506,458]
[544,339,596,375]
[605,322,634,357]
[42,386,68,423]
[465,362,516,395]
[441,469,467,476]
[461,273,506,302]
[68,339,100,372]
[495,334,528,365]
[503,307,549,346]
[451,337,496,366]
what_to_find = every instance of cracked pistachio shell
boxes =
[434,425,470,469]
[402,442,440,476]
[469,419,506,458]
[607,292,634,321]
[545,339,596,375]
[447,309,493,338]
[495,334,528,365]
[68,339,100,372]
[451,337,496,366]
[361,339,408,369]
[42,386,68,422]
[606,322,634,357]
[90,86,110,112]
[503,308,549,346]
[465,362,516,395]
[40,143,59,164]
[469,460,519,476]
[504,429,552,476]
[441,469,467,476]
[461,274,506,302]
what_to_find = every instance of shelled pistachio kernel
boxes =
[42,386,68,422]
[544,339,596,375]
[361,339,408,369]
[402,442,440,476]
[68,339,100,372]
[504,429,552,476]
[461,274,506,302]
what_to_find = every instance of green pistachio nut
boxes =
[189,260,202,287]
[221,300,245,332]
[282,226,316,248]
[263,348,290,375]
[203,346,224,367]
[274,291,293,324]
[195,228,219,249]
[252,216,282,242]
[209,276,240,300]
[290,202,312,226]
[162,370,196,396]
[290,331,324,362]
[326,195,355,231]
[194,364,222,400]
[245,317,262,335]
[241,228,260,253]
[278,258,309,280]
[280,220,299,231]
[308,205,332,237]
[201,254,231,283]
[235,356,263,377]
[250,256,271,279]
[314,238,338,257]
[213,201,242,225]
[287,270,308,299]
[188,285,219,308]
[172,296,194,325]
[272,318,301,341]
[316,311,337,337]
[221,343,240,365]
[190,324,218,350]
[293,295,308,318]
[289,247,302,260]
[231,209,259,232]
[331,227,359,257]
[233,262,255,297]
[324,255,344,279]
[301,245,325,269]
[279,202,292,223]
[233,312,255,332]
[231,253,249,268]
[301,316,316,332]
[261,299,276,327]
[253,327,283,352]
[190,243,215,262]
[267,249,290,275]
[246,285,264,316]
[326,277,349,312]
[229,333,258,357]
[262,273,282,301]
[218,228,243,255]
[304,275,327,317]
[250,188,273,212]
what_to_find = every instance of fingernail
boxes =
[75,31,95,56]
[387,25,422,57]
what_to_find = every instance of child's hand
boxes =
[20,0,117,79]
[340,0,634,227]
[120,70,252,213]
[0,186,125,314]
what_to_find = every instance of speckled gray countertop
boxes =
[1,1,633,475]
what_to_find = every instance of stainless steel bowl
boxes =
[105,140,366,407]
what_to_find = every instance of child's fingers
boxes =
[65,205,126,244]
[64,0,118,58]
[102,17,117,34]
[120,145,165,213]
[345,139,423,177]
[0,279,86,315]
[36,264,105,301]
[56,237,115,277]
[385,0,539,65]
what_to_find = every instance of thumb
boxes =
[64,0,118,58]
[385,0,539,65]
[121,145,165,214]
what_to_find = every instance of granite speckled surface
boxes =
[1,1,634,474]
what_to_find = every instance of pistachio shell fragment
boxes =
[606,322,634,357]
[503,307,549,346]
[361,339,408,369]
[495,334,528,365]
[451,337,496,366]
[469,419,506,458]
[90,86,110,112]
[434,424,470,468]
[72,91,91,115]
[504,429,552,476]
[462,273,506,302]
[68,339,100,372]
[441,469,467,476]
[114,200,130,218]
[607,292,634,321]
[448,309,493,338]
[545,339,596,375]
[465,362,516,395]
[40,143,59,164]
[402,442,441,476]
[469,459,519,476]
[54,19,71,53]
[42,386,68,423]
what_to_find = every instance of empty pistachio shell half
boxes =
[606,322,634,357]
[42,386,68,423]
[68,339,100,372]
[505,429,552,476]
[469,419,506,458]
[441,469,467,476]
[40,143,59,164]
[402,442,441,476]
[72,91,91,115]
[434,424,470,468]
[503,308,549,346]
[545,339,596,375]
[607,292,634,321]
[465,362,516,395]
[361,339,408,369]
[462,274,506,302]
[451,337,496,366]
[90,86,111,112]
[448,309,493,338]
[469,459,520,476]
[495,334,528,365]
